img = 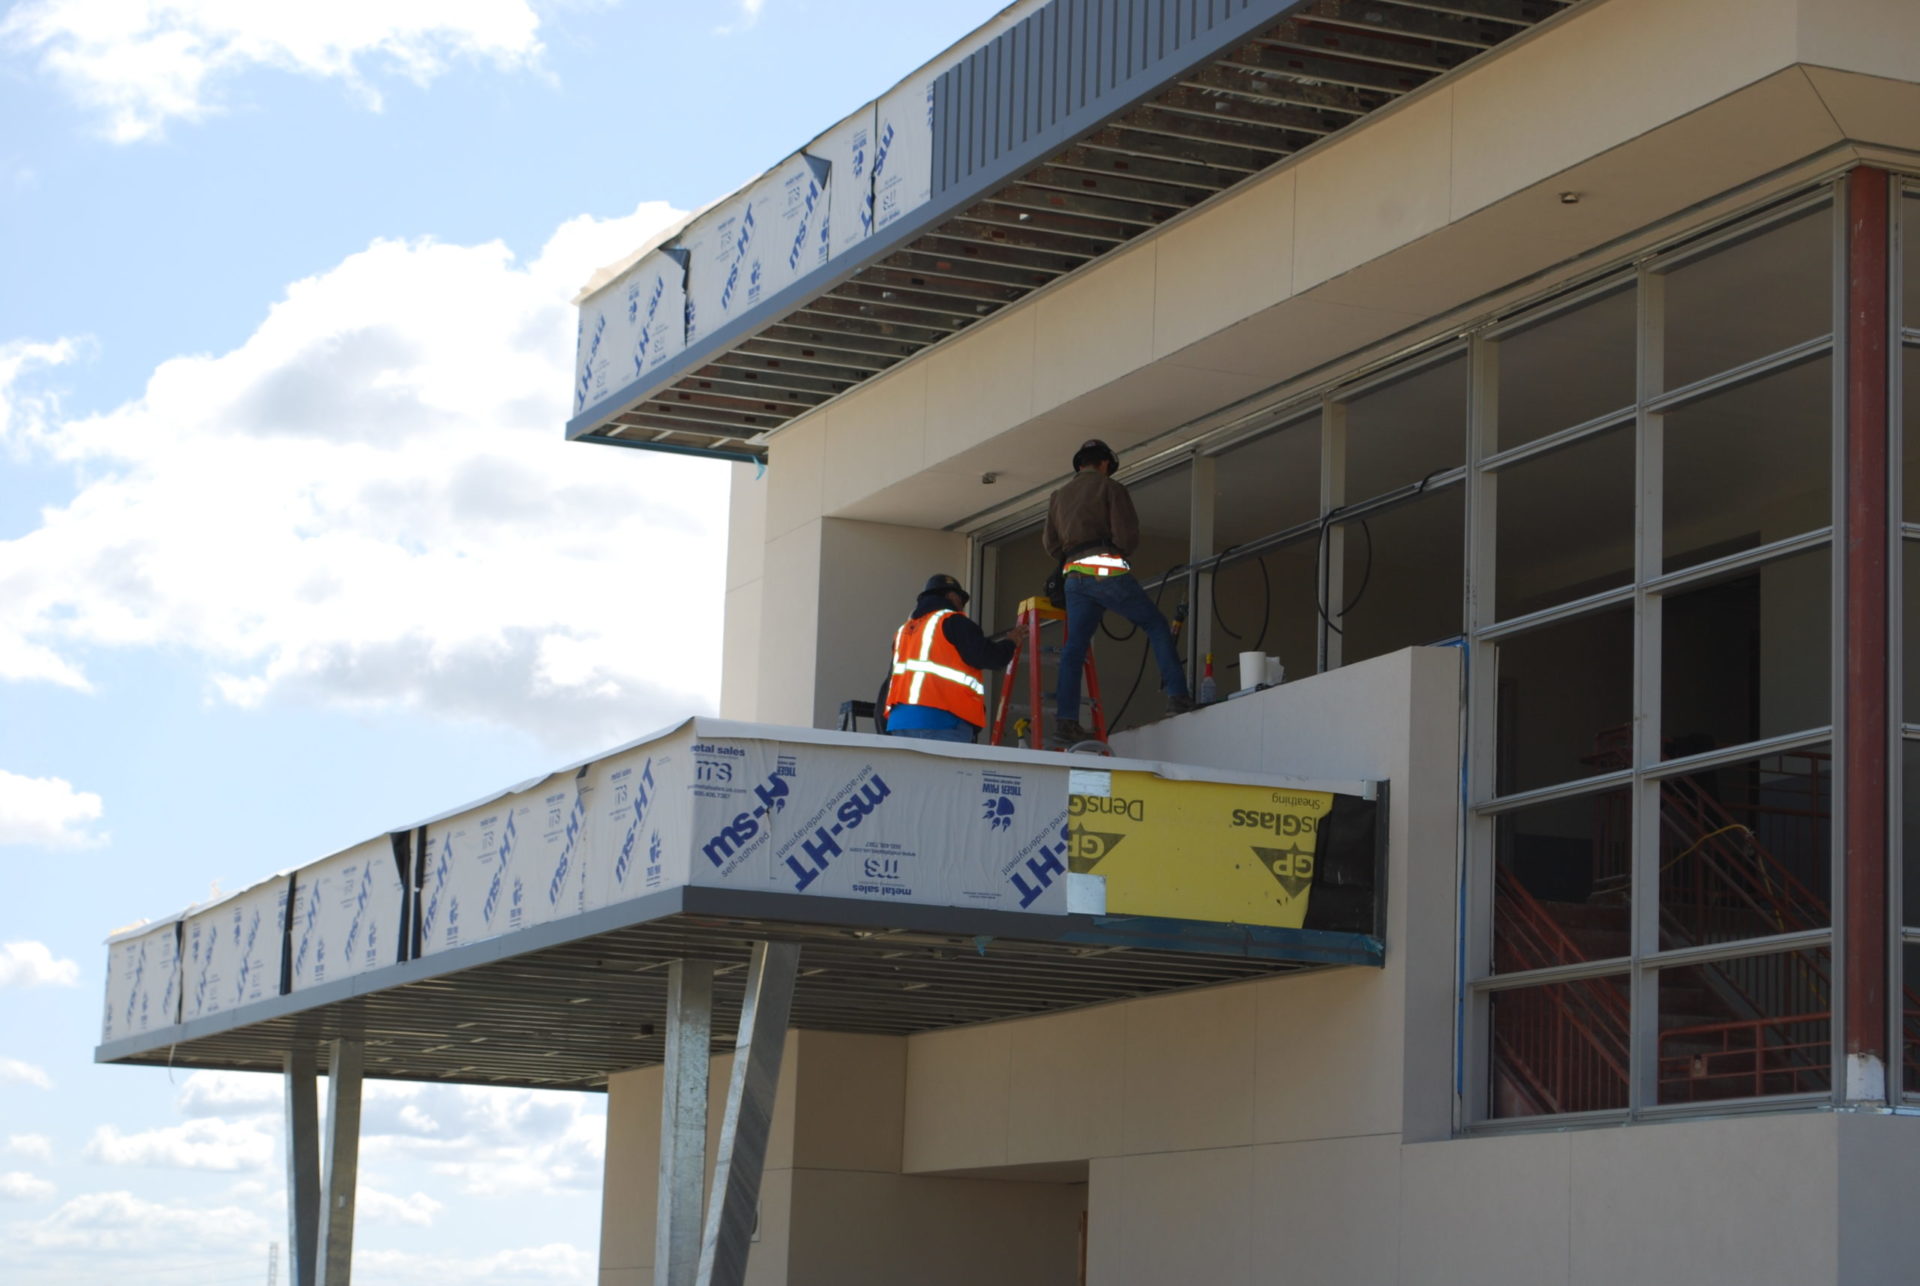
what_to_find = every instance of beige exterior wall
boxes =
[600,1029,1080,1286]
[730,0,1920,730]
[618,3,1920,1283]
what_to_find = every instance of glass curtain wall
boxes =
[1475,191,1840,1120]
[1900,184,1920,1097]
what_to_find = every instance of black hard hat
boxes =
[922,573,970,604]
[1072,438,1118,471]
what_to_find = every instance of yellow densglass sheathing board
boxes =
[1068,770,1333,928]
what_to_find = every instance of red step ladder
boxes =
[988,597,1107,750]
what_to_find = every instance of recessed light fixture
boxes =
[1559,191,1582,205]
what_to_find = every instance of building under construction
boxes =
[98,0,1920,1282]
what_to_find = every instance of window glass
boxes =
[1336,485,1463,666]
[1656,949,1830,1105]
[1488,975,1630,1118]
[1904,740,1920,930]
[1904,193,1920,337]
[1496,285,1636,451]
[1212,416,1319,550]
[1492,787,1633,975]
[1494,426,1635,620]
[1656,743,1832,952]
[1662,355,1831,575]
[1905,940,1920,1099]
[1341,354,1466,501]
[1208,540,1318,688]
[1662,203,1833,390]
[1660,547,1831,758]
[1904,539,1920,725]
[1495,606,1633,796]
[1904,346,1920,521]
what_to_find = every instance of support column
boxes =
[1844,164,1893,1104]
[696,942,800,1286]
[318,1038,364,1286]
[284,1047,321,1286]
[657,960,715,1286]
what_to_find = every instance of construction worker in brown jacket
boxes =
[1042,439,1193,746]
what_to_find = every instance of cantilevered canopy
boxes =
[568,0,1582,463]
[95,718,1382,1091]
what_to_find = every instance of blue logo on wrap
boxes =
[1009,821,1071,909]
[720,206,757,312]
[786,774,891,893]
[548,772,589,908]
[613,759,657,888]
[343,860,374,967]
[483,810,518,925]
[788,179,821,271]
[234,908,262,1005]
[633,277,665,378]
[123,941,147,1030]
[422,834,452,944]
[575,313,605,411]
[702,770,789,870]
[295,883,322,981]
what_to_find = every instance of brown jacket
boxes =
[1042,469,1139,564]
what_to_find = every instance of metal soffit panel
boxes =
[574,0,1580,463]
[96,893,1377,1091]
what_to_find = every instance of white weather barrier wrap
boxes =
[873,72,935,235]
[102,920,182,1043]
[685,153,826,344]
[289,839,405,993]
[572,250,688,417]
[686,736,1070,913]
[580,743,695,913]
[183,878,289,1022]
[809,106,876,262]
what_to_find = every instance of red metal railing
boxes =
[1657,1012,1832,1102]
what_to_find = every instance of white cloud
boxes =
[1,0,546,142]
[357,1242,594,1285]
[0,941,80,986]
[84,1116,274,1171]
[0,1171,56,1201]
[11,1188,269,1251]
[359,1185,444,1226]
[0,772,104,849]
[6,1135,54,1162]
[363,1085,605,1197]
[174,1069,280,1116]
[0,199,729,752]
[0,1058,52,1089]
[713,0,766,36]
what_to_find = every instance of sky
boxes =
[0,2,1009,1282]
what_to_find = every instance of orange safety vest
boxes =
[885,609,987,728]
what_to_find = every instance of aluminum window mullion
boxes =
[1475,584,1637,644]
[1639,727,1835,782]
[1474,769,1636,816]
[1643,335,1834,415]
[1320,398,1344,674]
[1478,407,1636,475]
[1631,256,1666,1118]
[1461,330,1498,1127]
[1831,172,1856,1106]
[1642,528,1836,597]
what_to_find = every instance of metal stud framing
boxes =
[580,0,1581,462]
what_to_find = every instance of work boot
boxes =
[1165,693,1196,715]
[1048,718,1093,749]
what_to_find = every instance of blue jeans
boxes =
[889,725,977,743]
[1057,573,1188,722]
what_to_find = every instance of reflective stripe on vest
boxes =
[886,610,987,726]
[1067,552,1131,577]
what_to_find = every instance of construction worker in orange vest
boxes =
[883,574,1016,743]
